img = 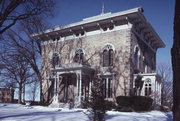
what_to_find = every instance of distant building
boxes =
[33,7,165,107]
[0,88,14,103]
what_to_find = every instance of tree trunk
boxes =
[33,72,43,103]
[18,84,22,104]
[172,0,180,121]
[23,84,25,103]
[37,73,43,104]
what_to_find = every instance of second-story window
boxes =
[73,48,85,63]
[52,53,59,68]
[102,44,114,67]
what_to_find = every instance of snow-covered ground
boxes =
[0,103,172,121]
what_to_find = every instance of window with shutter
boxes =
[52,53,59,68]
[103,50,109,67]
[108,79,112,98]
[145,87,148,96]
[102,78,106,98]
[74,53,80,62]
[109,49,113,66]
[102,78,113,98]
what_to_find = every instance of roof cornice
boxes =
[32,7,142,37]
[32,7,165,48]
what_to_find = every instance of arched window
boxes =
[73,48,85,63]
[102,44,114,67]
[144,78,151,96]
[103,50,108,67]
[52,53,59,68]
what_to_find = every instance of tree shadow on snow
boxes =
[105,113,124,120]
[166,112,173,121]
[106,112,173,121]
[0,110,82,121]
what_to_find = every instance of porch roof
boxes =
[51,63,95,73]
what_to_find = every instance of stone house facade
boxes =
[33,7,165,107]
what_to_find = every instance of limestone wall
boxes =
[130,31,156,74]
[41,26,135,102]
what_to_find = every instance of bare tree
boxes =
[157,63,173,107]
[0,50,34,103]
[0,3,56,102]
[0,28,44,102]
[0,0,54,34]
[172,0,180,120]
[0,0,56,104]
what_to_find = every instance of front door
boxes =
[59,74,76,103]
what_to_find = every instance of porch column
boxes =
[159,83,162,105]
[53,74,58,103]
[158,83,160,104]
[106,78,108,98]
[155,81,157,103]
[89,76,92,97]
[56,76,58,95]
[76,73,79,96]
[54,76,56,96]
[79,72,82,102]
[112,73,115,99]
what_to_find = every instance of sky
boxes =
[47,0,175,64]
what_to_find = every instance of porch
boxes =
[133,73,161,105]
[49,63,95,107]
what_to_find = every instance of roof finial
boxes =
[101,2,104,14]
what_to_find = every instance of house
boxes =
[0,88,14,103]
[33,7,165,107]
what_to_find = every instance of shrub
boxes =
[131,96,153,111]
[104,100,115,111]
[116,96,153,112]
[81,101,90,109]
[116,105,134,112]
[116,96,131,107]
